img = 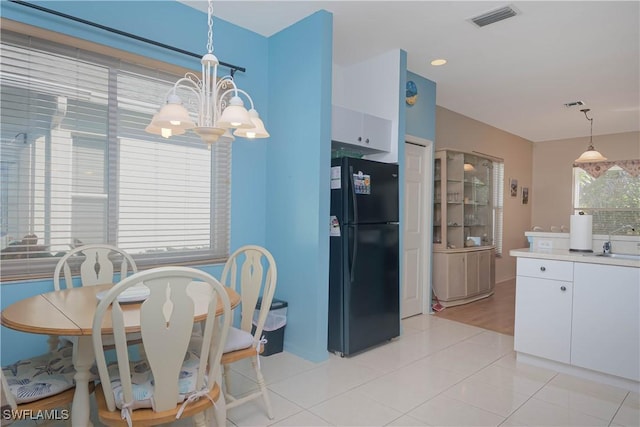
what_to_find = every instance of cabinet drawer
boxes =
[517,258,573,281]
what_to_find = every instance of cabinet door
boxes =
[332,105,364,146]
[572,263,640,381]
[446,252,467,299]
[514,276,572,363]
[466,251,479,295]
[362,113,391,152]
[477,250,493,294]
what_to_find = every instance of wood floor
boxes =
[432,278,516,336]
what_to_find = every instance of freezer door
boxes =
[332,157,399,225]
[344,223,400,355]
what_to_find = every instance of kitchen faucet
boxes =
[603,225,636,254]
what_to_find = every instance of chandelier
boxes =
[574,108,606,163]
[145,0,269,144]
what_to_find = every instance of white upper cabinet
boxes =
[331,105,392,153]
[332,50,401,163]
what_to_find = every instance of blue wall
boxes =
[265,11,333,362]
[405,71,437,141]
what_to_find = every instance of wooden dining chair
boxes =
[92,266,231,427]
[218,245,277,419]
[1,344,95,426]
[53,243,137,291]
[49,244,139,352]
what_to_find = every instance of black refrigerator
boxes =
[328,157,400,356]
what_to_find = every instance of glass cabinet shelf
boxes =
[433,150,495,250]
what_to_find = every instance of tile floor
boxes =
[19,314,640,426]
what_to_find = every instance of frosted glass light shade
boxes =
[145,114,186,138]
[217,96,252,129]
[153,101,195,130]
[233,109,269,139]
[574,147,607,163]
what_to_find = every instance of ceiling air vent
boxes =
[471,5,519,27]
[564,101,585,108]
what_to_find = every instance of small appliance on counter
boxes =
[569,211,593,252]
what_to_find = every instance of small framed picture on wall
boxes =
[522,187,529,204]
[509,178,518,198]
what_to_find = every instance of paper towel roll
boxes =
[569,214,593,252]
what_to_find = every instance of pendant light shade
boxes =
[145,114,186,139]
[574,108,607,163]
[217,96,252,129]
[574,147,607,163]
[145,0,268,145]
[151,95,195,131]
[233,109,270,139]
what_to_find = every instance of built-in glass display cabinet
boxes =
[433,149,496,307]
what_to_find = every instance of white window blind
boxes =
[0,31,231,280]
[493,161,504,256]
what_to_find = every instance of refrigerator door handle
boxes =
[348,165,358,223]
[348,166,358,283]
[349,225,358,283]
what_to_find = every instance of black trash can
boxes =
[251,297,288,356]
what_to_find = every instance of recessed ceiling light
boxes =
[431,59,447,66]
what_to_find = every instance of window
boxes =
[573,166,640,234]
[0,31,231,280]
[492,161,504,256]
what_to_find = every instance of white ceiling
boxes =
[181,1,640,143]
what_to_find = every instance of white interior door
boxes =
[402,138,433,318]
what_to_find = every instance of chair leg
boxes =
[192,411,207,427]
[222,364,232,397]
[251,355,273,419]
[213,394,227,427]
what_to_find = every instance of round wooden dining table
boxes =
[1,282,240,427]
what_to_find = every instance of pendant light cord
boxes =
[581,108,594,149]
[207,0,214,54]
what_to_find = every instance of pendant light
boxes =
[145,0,268,144]
[574,108,606,163]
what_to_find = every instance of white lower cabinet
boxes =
[514,256,640,382]
[514,275,573,364]
[571,263,640,381]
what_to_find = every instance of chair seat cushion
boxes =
[2,345,76,404]
[109,351,204,412]
[223,327,254,353]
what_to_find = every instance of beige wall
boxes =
[532,131,640,230]
[436,106,533,283]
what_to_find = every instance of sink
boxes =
[594,253,640,261]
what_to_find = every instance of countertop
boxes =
[510,248,640,268]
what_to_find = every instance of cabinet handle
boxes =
[365,138,370,144]
[540,266,546,272]
[357,137,362,142]
[560,286,566,291]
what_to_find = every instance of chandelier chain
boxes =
[207,0,214,54]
